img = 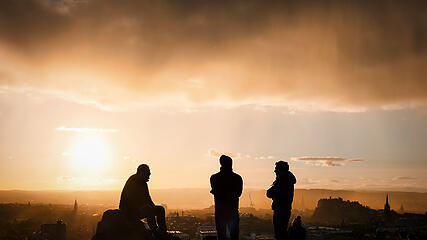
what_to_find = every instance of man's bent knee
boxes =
[155,206,165,215]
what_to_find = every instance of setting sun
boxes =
[65,134,113,174]
[1,0,427,239]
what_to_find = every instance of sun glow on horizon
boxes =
[64,134,113,176]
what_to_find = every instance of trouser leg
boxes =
[154,206,167,233]
[147,215,158,232]
[282,210,291,240]
[228,212,240,240]
[140,205,167,233]
[273,210,291,240]
[215,214,227,240]
[273,211,281,240]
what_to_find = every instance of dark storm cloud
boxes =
[0,0,426,110]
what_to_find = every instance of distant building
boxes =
[384,194,391,215]
[311,197,377,225]
[41,220,66,240]
[168,230,190,240]
[197,226,217,240]
[73,199,78,214]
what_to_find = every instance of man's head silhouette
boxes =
[137,164,150,182]
[293,216,302,227]
[219,155,232,169]
[274,161,289,174]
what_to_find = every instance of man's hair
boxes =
[137,164,150,175]
[275,161,289,172]
[219,155,232,167]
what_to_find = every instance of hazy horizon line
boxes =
[1,188,426,194]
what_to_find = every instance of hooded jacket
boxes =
[266,171,296,210]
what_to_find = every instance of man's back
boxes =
[119,174,153,213]
[210,170,243,209]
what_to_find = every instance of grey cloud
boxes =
[392,176,417,181]
[1,0,426,110]
[208,148,274,160]
[291,156,363,167]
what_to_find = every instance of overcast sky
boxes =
[0,0,426,191]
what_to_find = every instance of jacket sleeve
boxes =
[148,192,155,206]
[210,175,215,195]
[266,184,276,199]
[119,179,130,210]
[236,175,243,198]
[143,183,155,206]
[119,186,127,210]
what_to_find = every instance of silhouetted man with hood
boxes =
[120,164,167,237]
[267,161,296,240]
[210,155,243,240]
[289,216,306,240]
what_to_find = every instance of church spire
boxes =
[73,199,78,214]
[384,193,390,214]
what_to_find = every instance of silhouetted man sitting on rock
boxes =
[267,161,296,240]
[120,164,167,238]
[210,155,243,240]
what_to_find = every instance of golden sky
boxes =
[0,0,426,191]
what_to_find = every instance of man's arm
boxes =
[148,194,155,207]
[236,175,243,198]
[145,183,156,207]
[119,187,127,210]
[119,179,130,210]
[210,175,216,195]
[266,183,276,199]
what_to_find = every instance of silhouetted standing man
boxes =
[210,155,243,240]
[120,164,167,237]
[267,161,296,240]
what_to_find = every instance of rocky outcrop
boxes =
[92,209,153,240]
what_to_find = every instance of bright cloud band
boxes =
[56,126,119,133]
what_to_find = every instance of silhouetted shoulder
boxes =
[289,171,296,184]
[127,174,138,183]
[210,172,219,185]
[210,172,219,180]
[121,174,138,194]
[232,172,243,180]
